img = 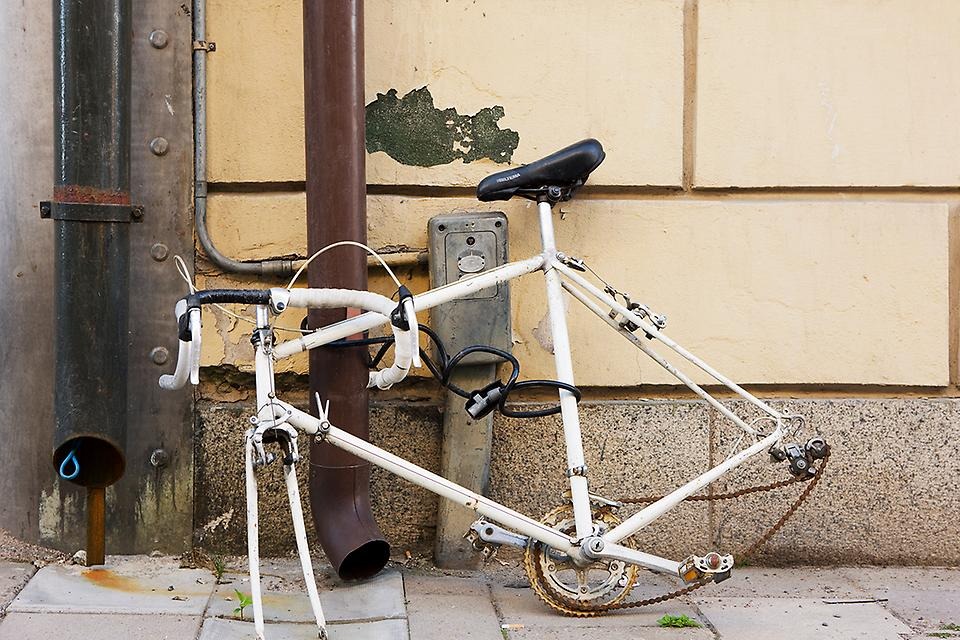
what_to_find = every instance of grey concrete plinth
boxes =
[199,617,408,640]
[195,396,960,565]
[0,562,35,614]
[7,558,214,615]
[695,597,913,640]
[712,398,960,565]
[0,612,202,640]
[207,569,405,623]
[195,401,442,555]
[491,401,713,561]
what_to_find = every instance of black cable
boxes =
[319,323,581,418]
[499,380,582,418]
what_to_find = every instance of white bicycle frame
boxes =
[163,199,794,639]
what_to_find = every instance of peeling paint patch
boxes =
[365,86,519,166]
[531,299,569,355]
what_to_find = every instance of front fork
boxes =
[246,305,328,640]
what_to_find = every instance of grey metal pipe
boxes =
[50,0,132,491]
[192,0,293,278]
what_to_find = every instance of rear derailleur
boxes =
[770,436,829,478]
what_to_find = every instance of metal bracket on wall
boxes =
[40,201,144,223]
[428,211,511,568]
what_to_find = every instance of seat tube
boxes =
[537,200,593,539]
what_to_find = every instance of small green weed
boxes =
[657,614,702,628]
[942,624,960,632]
[927,633,953,638]
[233,589,253,620]
[212,555,226,584]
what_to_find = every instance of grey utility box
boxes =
[428,211,512,568]
[427,211,511,360]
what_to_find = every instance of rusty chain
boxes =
[524,446,832,616]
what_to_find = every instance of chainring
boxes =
[523,504,638,615]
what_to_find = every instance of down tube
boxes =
[281,404,575,552]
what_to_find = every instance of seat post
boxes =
[537,199,559,253]
[537,199,593,539]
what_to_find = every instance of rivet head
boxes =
[149,29,169,49]
[149,137,169,156]
[150,242,169,261]
[149,448,169,468]
[150,346,169,365]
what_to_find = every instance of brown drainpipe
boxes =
[303,0,390,580]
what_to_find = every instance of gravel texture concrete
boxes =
[713,398,960,565]
[193,397,960,567]
[194,401,443,555]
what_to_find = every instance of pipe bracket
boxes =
[40,201,144,223]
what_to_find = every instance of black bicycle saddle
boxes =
[476,139,605,203]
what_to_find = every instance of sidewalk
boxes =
[0,556,957,639]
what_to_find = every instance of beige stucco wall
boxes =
[207,0,685,186]
[204,195,950,386]
[695,0,960,187]
[194,0,960,560]
[202,0,957,387]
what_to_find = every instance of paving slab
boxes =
[841,567,960,632]
[207,568,404,623]
[709,566,867,599]
[0,562,35,615]
[505,629,713,640]
[199,616,408,640]
[7,557,215,615]
[695,596,913,640]
[405,575,502,640]
[492,579,705,629]
[230,557,339,593]
[403,573,492,597]
[0,612,202,640]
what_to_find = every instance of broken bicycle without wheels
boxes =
[161,139,830,639]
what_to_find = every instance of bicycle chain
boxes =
[524,446,831,616]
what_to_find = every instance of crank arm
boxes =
[468,520,529,549]
[579,538,681,576]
